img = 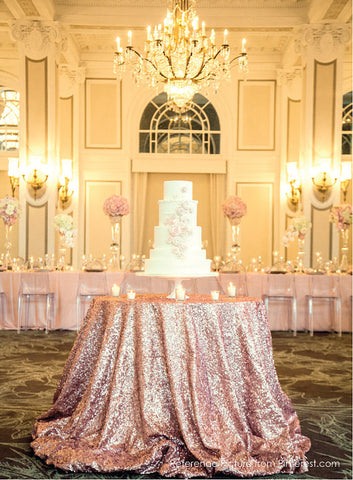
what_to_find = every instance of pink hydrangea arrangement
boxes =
[103,195,130,219]
[0,195,21,226]
[329,204,352,231]
[222,196,247,225]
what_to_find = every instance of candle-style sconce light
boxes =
[22,156,49,199]
[311,160,337,201]
[286,162,302,207]
[340,162,352,203]
[57,159,74,208]
[8,158,19,196]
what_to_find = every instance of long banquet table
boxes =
[0,271,351,332]
[31,294,310,477]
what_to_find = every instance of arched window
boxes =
[0,89,19,151]
[342,91,352,156]
[139,93,220,154]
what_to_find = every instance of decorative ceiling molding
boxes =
[294,21,352,62]
[10,19,67,59]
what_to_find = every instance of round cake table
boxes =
[31,294,310,477]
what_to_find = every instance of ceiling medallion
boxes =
[113,0,248,111]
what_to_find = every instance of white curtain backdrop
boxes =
[209,173,226,257]
[132,172,148,254]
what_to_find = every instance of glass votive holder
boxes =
[175,286,186,301]
[227,283,236,297]
[127,290,136,300]
[211,290,220,301]
[112,284,120,297]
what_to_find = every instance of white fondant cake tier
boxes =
[158,200,197,226]
[144,258,211,276]
[164,180,192,201]
[144,180,211,276]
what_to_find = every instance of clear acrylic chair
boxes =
[262,274,297,336]
[305,275,341,337]
[76,272,108,331]
[17,272,55,333]
[220,273,248,297]
[0,285,7,329]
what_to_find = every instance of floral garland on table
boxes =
[0,195,21,226]
[282,216,312,247]
[53,214,77,248]
[165,201,193,259]
[329,204,352,231]
[103,195,130,222]
[222,196,247,225]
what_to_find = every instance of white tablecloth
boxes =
[0,271,351,332]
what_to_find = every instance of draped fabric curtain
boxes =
[132,172,148,254]
[209,173,226,257]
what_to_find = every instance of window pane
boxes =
[139,132,150,153]
[204,103,220,131]
[140,103,157,129]
[210,134,220,154]
[342,134,352,155]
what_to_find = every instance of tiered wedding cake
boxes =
[144,181,211,276]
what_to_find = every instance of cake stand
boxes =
[136,272,219,299]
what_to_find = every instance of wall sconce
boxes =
[311,160,337,201]
[286,162,302,206]
[58,159,74,207]
[22,157,49,199]
[340,162,352,203]
[8,158,19,196]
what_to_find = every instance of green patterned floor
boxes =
[0,331,351,479]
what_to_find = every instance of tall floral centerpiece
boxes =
[221,195,247,272]
[282,216,312,272]
[103,195,130,271]
[53,214,77,270]
[329,204,352,272]
[0,195,21,268]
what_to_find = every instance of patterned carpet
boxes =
[0,330,351,480]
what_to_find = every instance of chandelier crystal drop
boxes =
[113,0,248,111]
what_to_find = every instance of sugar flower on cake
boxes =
[329,204,352,231]
[165,201,193,259]
[0,195,21,226]
[222,196,247,225]
[103,195,130,221]
[282,215,312,247]
[53,214,77,248]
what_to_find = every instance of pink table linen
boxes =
[0,271,351,331]
[31,294,310,477]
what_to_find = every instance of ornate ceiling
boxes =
[0,0,350,66]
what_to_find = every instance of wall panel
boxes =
[237,80,276,150]
[236,182,273,266]
[311,205,332,267]
[313,61,336,164]
[287,99,301,163]
[26,202,48,258]
[26,58,47,159]
[85,79,122,148]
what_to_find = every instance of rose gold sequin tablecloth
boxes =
[31,294,310,478]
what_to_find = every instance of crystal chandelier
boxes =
[113,0,248,110]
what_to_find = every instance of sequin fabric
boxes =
[31,294,310,477]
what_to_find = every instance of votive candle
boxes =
[175,286,186,301]
[127,290,136,300]
[112,284,120,297]
[227,282,236,297]
[211,290,220,301]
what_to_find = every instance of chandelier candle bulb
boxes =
[227,283,236,297]
[211,290,220,301]
[242,38,246,52]
[202,21,205,36]
[223,29,228,45]
[127,290,136,300]
[127,30,132,46]
[112,284,120,297]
